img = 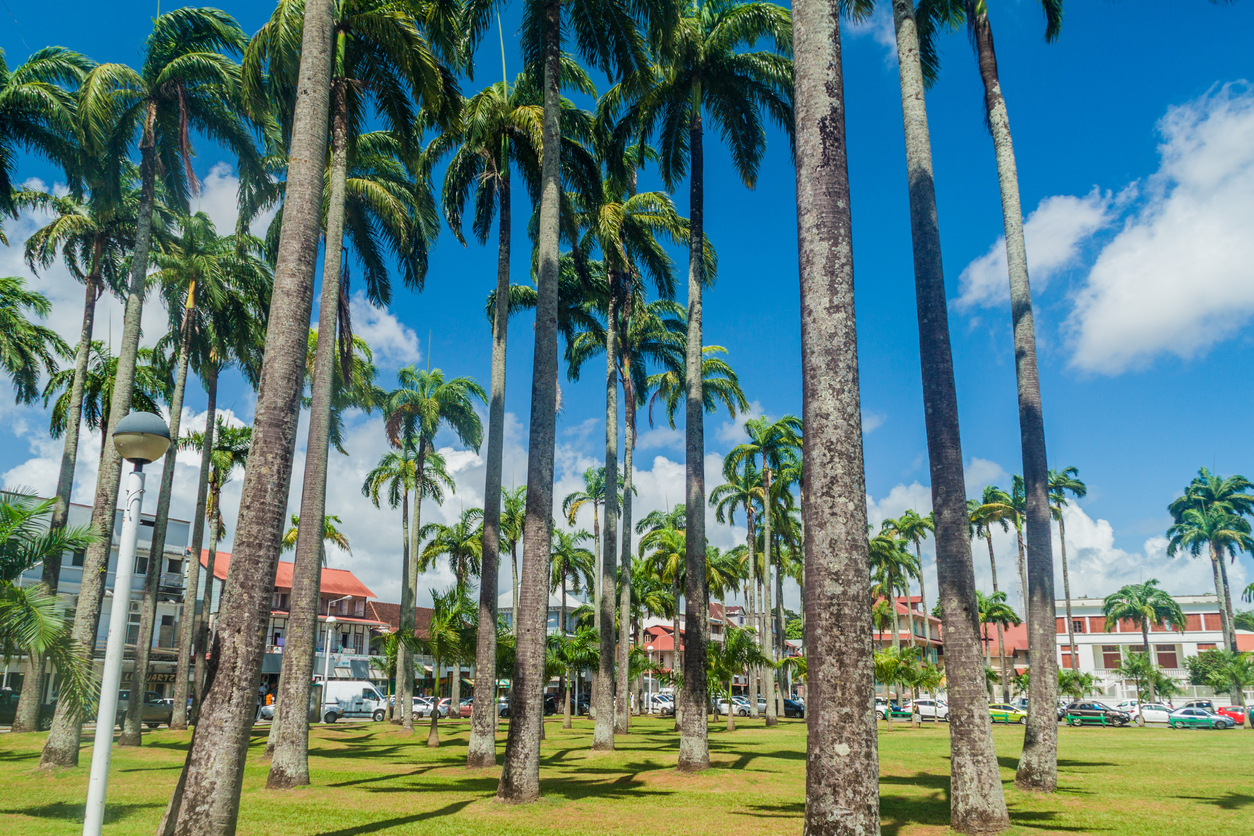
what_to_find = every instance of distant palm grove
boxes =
[1,1,1251,836]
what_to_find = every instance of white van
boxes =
[321,680,387,724]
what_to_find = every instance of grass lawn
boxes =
[1,716,1250,835]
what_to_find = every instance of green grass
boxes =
[1,717,1250,835]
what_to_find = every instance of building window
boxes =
[135,553,149,575]
[1197,642,1217,652]
[355,599,364,617]
[1101,645,1121,669]
[126,601,141,645]
[1155,645,1179,669]
[1072,619,1085,633]
[1060,646,1074,669]
[71,549,85,567]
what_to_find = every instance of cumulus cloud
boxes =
[847,6,897,69]
[956,188,1116,310]
[344,292,422,368]
[1066,84,1254,373]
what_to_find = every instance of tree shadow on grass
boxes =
[0,750,38,762]
[997,755,1116,771]
[12,801,162,824]
[1175,793,1254,811]
[1013,811,1106,832]
[312,800,474,836]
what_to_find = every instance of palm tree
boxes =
[638,505,688,729]
[501,485,527,618]
[709,625,771,732]
[1168,468,1254,653]
[552,626,599,729]
[548,527,594,727]
[711,461,764,714]
[42,342,170,467]
[420,586,476,748]
[725,414,802,728]
[1169,504,1253,655]
[874,646,921,731]
[384,366,484,735]
[882,511,936,654]
[1101,579,1186,705]
[0,46,91,215]
[970,485,1014,701]
[179,421,253,699]
[791,0,878,818]
[0,275,66,403]
[281,514,352,566]
[562,466,611,628]
[166,248,269,734]
[1048,466,1087,669]
[976,591,1021,700]
[418,507,484,714]
[616,0,791,770]
[0,495,97,720]
[43,7,261,773]
[465,0,674,793]
[160,0,337,828]
[122,214,270,746]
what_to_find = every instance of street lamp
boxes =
[321,594,352,692]
[83,412,170,836]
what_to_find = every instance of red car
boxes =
[458,698,473,718]
[1183,700,1245,726]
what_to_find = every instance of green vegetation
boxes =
[2,718,1250,836]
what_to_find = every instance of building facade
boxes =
[5,496,191,701]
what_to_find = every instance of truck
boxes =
[321,680,387,724]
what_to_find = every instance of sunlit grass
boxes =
[1,715,1249,834]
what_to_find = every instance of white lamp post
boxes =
[83,412,170,836]
[319,594,352,716]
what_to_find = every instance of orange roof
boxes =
[199,550,375,599]
[1237,632,1254,652]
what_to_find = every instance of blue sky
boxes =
[2,0,1252,611]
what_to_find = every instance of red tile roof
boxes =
[199,550,376,599]
[366,601,434,639]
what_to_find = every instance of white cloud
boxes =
[1066,84,1254,373]
[197,161,278,237]
[847,6,897,69]
[861,411,886,434]
[963,457,1008,496]
[344,292,422,369]
[957,188,1115,310]
[714,399,762,445]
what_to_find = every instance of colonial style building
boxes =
[6,495,190,701]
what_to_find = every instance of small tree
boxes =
[1204,650,1253,710]
[873,646,920,730]
[1112,651,1156,701]
[708,625,772,731]
[1058,670,1099,703]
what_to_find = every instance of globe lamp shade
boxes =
[112,412,172,464]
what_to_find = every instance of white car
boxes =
[716,697,750,716]
[1114,700,1140,714]
[911,698,949,720]
[1133,702,1174,724]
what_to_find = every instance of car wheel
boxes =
[1018,716,1027,725]
[373,709,385,722]
[1168,721,1176,729]
[323,711,338,724]
[876,710,885,720]
[147,723,160,729]
[38,715,52,731]
[1069,717,1081,727]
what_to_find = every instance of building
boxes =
[998,594,1254,703]
[6,496,191,701]
[198,551,389,690]
[873,595,943,666]
[496,590,584,635]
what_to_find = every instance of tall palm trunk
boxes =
[1139,620,1157,703]
[615,347,637,734]
[762,470,777,727]
[194,484,225,699]
[399,441,429,734]
[746,536,759,718]
[1208,542,1234,652]
[121,295,195,745]
[268,71,351,788]
[469,141,512,769]
[792,2,879,828]
[158,2,334,829]
[41,130,159,769]
[1057,507,1076,672]
[1217,546,1238,654]
[1015,525,1028,622]
[170,366,217,731]
[678,82,709,773]
[12,273,98,733]
[592,273,619,750]
[984,536,1009,702]
[497,0,560,801]
[774,533,785,702]
[964,1,1058,800]
[672,574,682,731]
[427,663,442,746]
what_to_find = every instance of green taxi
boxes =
[989,702,1027,724]
[1168,707,1235,729]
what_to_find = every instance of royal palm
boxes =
[1101,580,1186,704]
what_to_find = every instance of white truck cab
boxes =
[321,680,387,724]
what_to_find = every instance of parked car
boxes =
[574,695,591,715]
[497,695,558,718]
[1168,707,1235,730]
[716,697,750,716]
[117,690,174,729]
[458,698,474,718]
[911,698,948,721]
[1062,701,1131,726]
[0,689,55,730]
[1182,699,1245,726]
[875,698,911,721]
[782,698,805,719]
[320,680,387,724]
[645,693,675,716]
[1132,702,1175,725]
[988,702,1028,725]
